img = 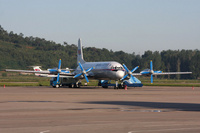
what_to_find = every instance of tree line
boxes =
[0,25,199,79]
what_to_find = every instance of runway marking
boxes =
[128,127,200,133]
[40,130,50,133]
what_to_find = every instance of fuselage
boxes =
[75,61,125,80]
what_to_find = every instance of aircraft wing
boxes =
[131,72,192,76]
[6,69,50,74]
[5,69,75,76]
[152,72,192,75]
[131,73,143,76]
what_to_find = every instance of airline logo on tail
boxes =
[34,68,41,71]
[33,66,42,71]
[32,66,42,76]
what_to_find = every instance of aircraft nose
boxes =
[116,70,125,79]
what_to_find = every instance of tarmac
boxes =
[0,86,200,133]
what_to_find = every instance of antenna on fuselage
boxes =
[77,38,86,64]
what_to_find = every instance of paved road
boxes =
[0,86,200,133]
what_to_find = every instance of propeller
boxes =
[149,60,162,84]
[56,59,61,83]
[121,64,139,81]
[48,59,62,83]
[140,60,162,84]
[73,62,94,83]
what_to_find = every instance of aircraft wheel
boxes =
[56,84,60,88]
[76,83,81,88]
[71,84,75,88]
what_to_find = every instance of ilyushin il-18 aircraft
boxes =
[6,38,192,88]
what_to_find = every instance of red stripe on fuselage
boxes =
[92,69,125,71]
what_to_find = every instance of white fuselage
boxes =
[75,61,125,80]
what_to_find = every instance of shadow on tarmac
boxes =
[83,101,200,112]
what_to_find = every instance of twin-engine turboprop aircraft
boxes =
[6,38,192,88]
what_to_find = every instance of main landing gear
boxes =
[114,80,125,89]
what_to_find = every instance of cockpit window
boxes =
[111,66,123,70]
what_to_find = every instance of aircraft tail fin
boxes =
[77,38,86,64]
[30,66,42,76]
[31,66,42,71]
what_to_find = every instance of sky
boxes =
[0,0,200,54]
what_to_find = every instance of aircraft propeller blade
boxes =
[86,67,94,73]
[121,64,139,81]
[121,74,128,81]
[151,74,153,84]
[84,74,89,83]
[154,70,162,73]
[78,62,84,71]
[123,64,130,73]
[58,59,61,69]
[57,59,62,83]
[74,73,83,78]
[150,60,153,83]
[150,60,153,71]
[73,62,94,83]
[57,73,60,83]
[131,66,139,73]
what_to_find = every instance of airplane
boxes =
[6,38,192,88]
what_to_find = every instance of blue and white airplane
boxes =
[6,38,192,87]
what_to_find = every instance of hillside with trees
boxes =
[0,25,199,79]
